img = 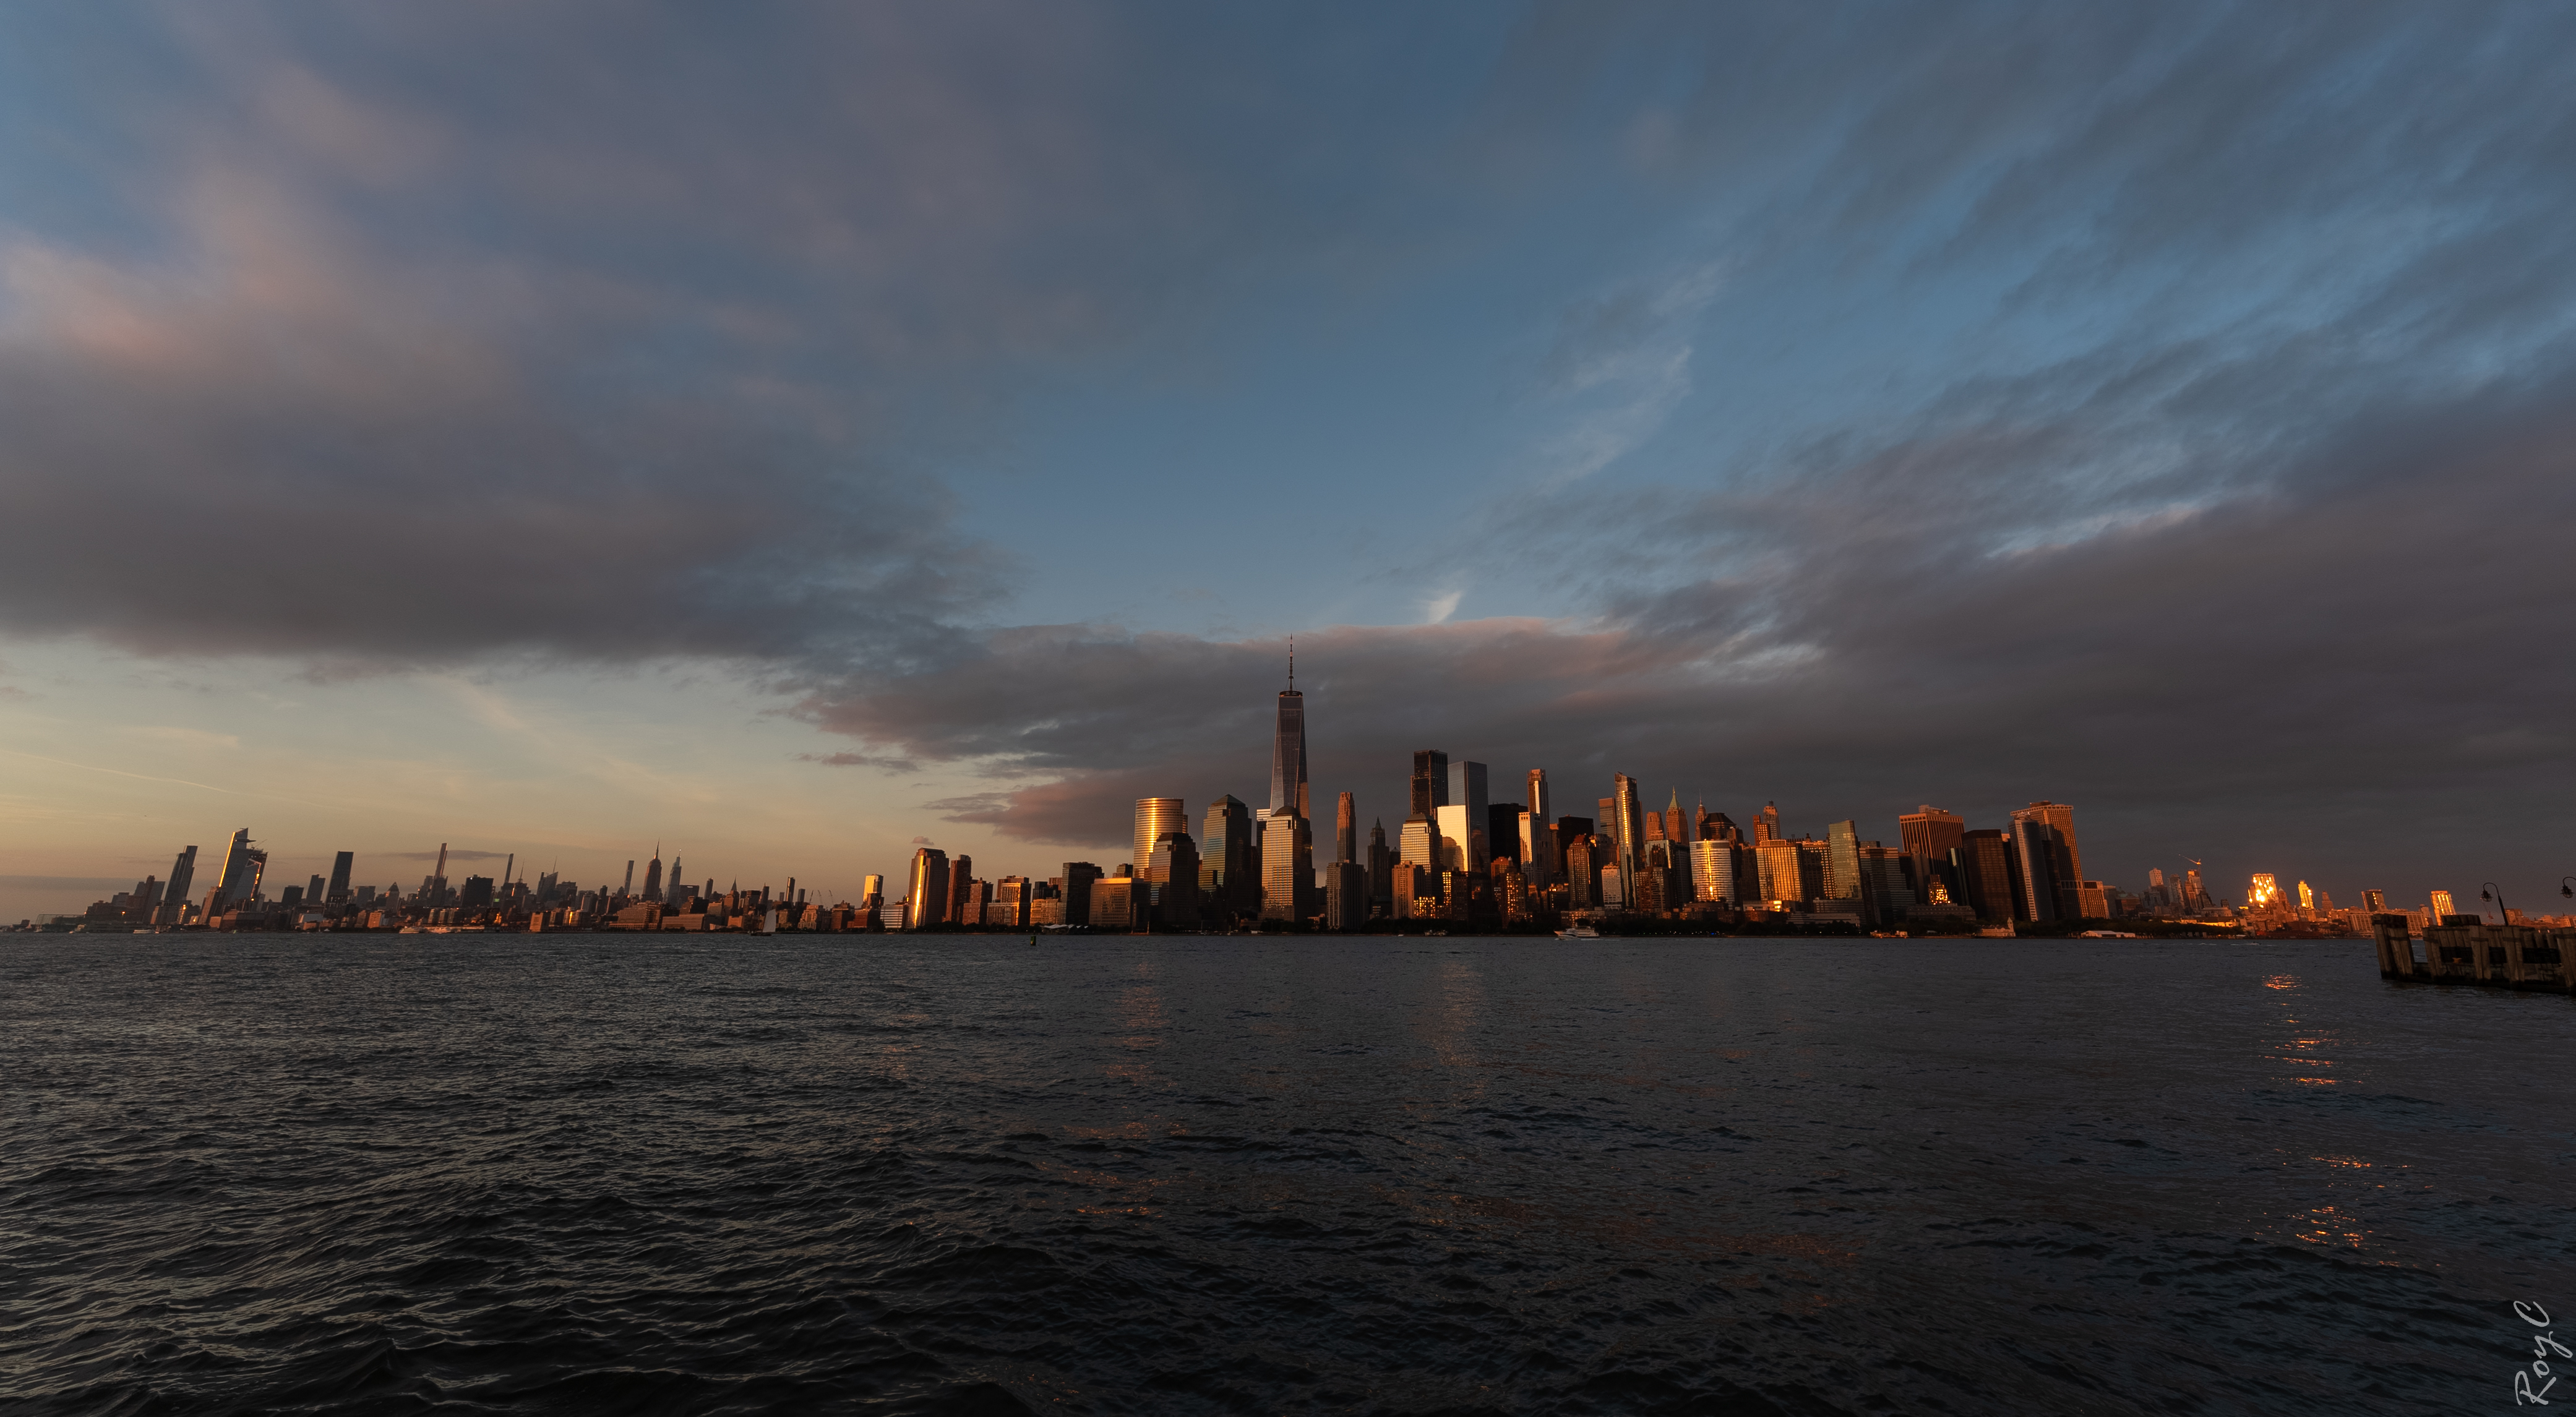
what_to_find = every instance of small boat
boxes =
[1555,924,1601,940]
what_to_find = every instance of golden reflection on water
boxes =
[2291,1202,2369,1249]
[2257,970,2338,1084]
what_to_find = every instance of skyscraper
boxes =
[161,844,199,925]
[1447,761,1489,868]
[1433,803,1472,871]
[1754,802,1780,844]
[1795,837,1829,901]
[1402,750,1448,871]
[643,846,663,902]
[1859,844,1914,925]
[325,851,354,904]
[1756,838,1804,904]
[1062,862,1104,927]
[1410,750,1449,817]
[2007,802,2084,920]
[1147,832,1200,928]
[209,829,266,912]
[1269,648,1307,821]
[1689,839,1740,904]
[1133,798,1187,880]
[946,854,976,923]
[1399,816,1440,870]
[1201,795,1255,920]
[1897,805,1964,907]
[1260,811,1312,922]
[1367,819,1391,912]
[905,848,950,930]
[1334,792,1357,865]
[1956,830,2011,922]
[1610,774,1645,891]
[2430,888,2456,920]
[1826,820,1861,902]
[1526,768,1549,829]
[1516,809,1552,886]
[1324,861,1367,930]
[1662,789,1685,850]
[1899,805,1966,859]
[990,876,1032,929]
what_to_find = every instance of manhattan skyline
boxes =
[4,6,2572,921]
[21,654,2533,933]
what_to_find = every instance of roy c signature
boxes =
[2517,1301,2571,1405]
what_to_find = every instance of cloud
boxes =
[0,875,140,893]
[792,356,2576,891]
[1533,262,1727,484]
[0,6,1440,672]
[384,848,513,862]
[794,750,920,773]
[124,726,242,750]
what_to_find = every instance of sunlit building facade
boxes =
[1610,774,1645,891]
[1260,811,1313,922]
[1447,761,1488,869]
[2007,801,2084,921]
[209,828,267,913]
[1689,839,1741,904]
[1133,798,1187,880]
[904,847,949,930]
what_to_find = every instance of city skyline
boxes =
[25,657,2543,930]
[4,7,2572,921]
[9,640,2556,926]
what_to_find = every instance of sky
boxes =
[3,2,2572,922]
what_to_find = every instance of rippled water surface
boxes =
[5,934,2572,1414]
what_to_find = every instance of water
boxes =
[4,934,2570,1415]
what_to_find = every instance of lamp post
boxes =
[2480,882,2509,926]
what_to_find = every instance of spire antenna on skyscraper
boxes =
[1288,635,1294,689]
